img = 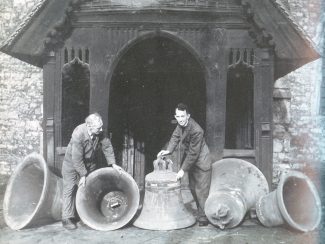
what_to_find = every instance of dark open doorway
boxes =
[108,35,206,186]
[61,57,90,146]
[225,62,254,150]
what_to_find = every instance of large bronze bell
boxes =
[3,153,63,230]
[76,167,140,231]
[205,158,269,229]
[256,170,321,232]
[133,157,196,230]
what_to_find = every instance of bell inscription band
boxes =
[133,157,196,230]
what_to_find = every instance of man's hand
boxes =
[112,164,123,174]
[78,176,86,187]
[157,150,170,158]
[176,169,184,180]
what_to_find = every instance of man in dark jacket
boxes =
[61,113,122,230]
[158,103,211,226]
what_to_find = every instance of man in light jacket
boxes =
[61,113,122,230]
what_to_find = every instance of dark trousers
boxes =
[62,160,101,220]
[188,167,211,220]
[62,163,80,220]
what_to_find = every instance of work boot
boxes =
[198,216,209,227]
[62,218,77,230]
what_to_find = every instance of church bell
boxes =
[3,153,63,230]
[133,157,196,230]
[256,170,321,232]
[205,158,269,229]
[76,167,140,231]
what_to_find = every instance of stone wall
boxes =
[272,0,324,186]
[0,0,43,174]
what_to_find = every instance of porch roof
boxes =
[0,0,320,78]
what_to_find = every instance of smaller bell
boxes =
[133,157,196,230]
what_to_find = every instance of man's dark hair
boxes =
[176,103,189,114]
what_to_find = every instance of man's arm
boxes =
[181,130,203,172]
[158,126,181,157]
[166,126,181,153]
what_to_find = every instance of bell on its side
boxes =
[205,158,269,229]
[3,152,63,230]
[256,171,321,232]
[76,167,139,231]
[133,157,196,230]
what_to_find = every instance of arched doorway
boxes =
[108,35,206,187]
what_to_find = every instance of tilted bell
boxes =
[3,153,63,230]
[205,158,269,229]
[256,170,321,232]
[133,157,196,230]
[76,167,140,231]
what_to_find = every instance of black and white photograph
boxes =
[0,0,324,243]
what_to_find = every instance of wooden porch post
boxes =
[205,28,227,163]
[254,48,274,187]
[43,51,56,168]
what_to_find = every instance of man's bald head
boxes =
[85,113,103,135]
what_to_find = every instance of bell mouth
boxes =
[76,168,139,231]
[277,171,321,232]
[3,153,49,230]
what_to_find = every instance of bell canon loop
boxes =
[133,157,196,230]
[205,158,269,229]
